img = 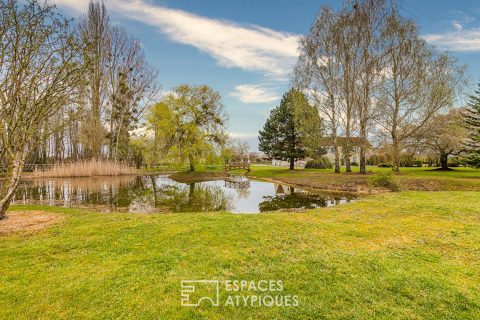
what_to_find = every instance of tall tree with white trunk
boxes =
[376,13,467,171]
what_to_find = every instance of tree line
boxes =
[260,0,477,173]
[0,0,160,217]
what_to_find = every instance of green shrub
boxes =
[350,161,358,166]
[378,162,393,168]
[305,157,333,169]
[368,171,400,191]
[448,156,462,167]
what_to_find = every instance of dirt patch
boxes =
[0,211,64,234]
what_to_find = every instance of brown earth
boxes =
[0,211,64,234]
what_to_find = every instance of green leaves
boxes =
[147,84,227,171]
[259,89,324,168]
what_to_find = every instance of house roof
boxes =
[318,137,372,148]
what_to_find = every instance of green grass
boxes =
[1,191,480,319]
[1,165,479,318]
[246,165,480,192]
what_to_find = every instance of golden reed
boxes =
[32,160,137,178]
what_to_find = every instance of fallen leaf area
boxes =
[0,211,64,234]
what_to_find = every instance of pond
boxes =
[10,175,356,213]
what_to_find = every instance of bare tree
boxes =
[78,0,110,159]
[106,26,159,162]
[347,0,392,174]
[376,13,467,171]
[416,109,467,170]
[0,0,85,218]
[294,6,342,173]
[334,6,362,172]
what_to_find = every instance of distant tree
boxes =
[78,1,110,158]
[292,90,326,158]
[294,6,343,173]
[225,138,250,162]
[377,12,467,172]
[0,0,85,218]
[463,83,480,168]
[148,84,228,172]
[259,89,322,170]
[417,109,467,170]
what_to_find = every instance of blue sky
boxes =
[54,0,480,150]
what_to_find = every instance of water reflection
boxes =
[10,175,356,213]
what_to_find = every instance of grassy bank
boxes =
[1,191,480,319]
[245,165,480,192]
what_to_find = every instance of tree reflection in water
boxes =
[258,191,354,212]
[10,175,355,213]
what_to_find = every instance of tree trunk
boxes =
[392,135,401,172]
[289,157,295,170]
[440,153,449,170]
[345,130,352,173]
[360,146,366,174]
[333,140,340,174]
[188,154,195,172]
[0,150,26,219]
[345,152,351,173]
[331,98,340,174]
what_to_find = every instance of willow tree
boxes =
[148,84,228,172]
[0,0,86,218]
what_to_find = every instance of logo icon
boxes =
[180,280,220,307]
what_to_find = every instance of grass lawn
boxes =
[245,165,480,192]
[1,190,480,319]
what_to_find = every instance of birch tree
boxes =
[377,13,466,171]
[294,6,342,173]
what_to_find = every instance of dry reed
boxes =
[32,160,137,178]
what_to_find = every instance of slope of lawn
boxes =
[1,191,480,319]
[245,165,480,192]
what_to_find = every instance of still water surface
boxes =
[11,175,356,213]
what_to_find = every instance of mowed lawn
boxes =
[1,189,480,319]
[245,165,480,192]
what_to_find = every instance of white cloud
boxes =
[423,28,480,52]
[54,0,300,78]
[228,131,257,139]
[230,84,280,104]
[452,21,463,31]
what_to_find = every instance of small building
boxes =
[271,159,306,168]
[319,137,372,164]
[270,137,372,168]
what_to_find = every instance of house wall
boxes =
[324,146,362,163]
[271,159,306,168]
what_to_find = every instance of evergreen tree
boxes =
[463,83,480,168]
[259,89,322,170]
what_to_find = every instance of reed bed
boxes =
[32,160,137,178]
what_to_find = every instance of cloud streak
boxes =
[230,84,280,104]
[54,0,300,78]
[423,28,480,52]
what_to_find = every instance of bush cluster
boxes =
[305,157,333,169]
[368,171,400,191]
[378,162,393,168]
